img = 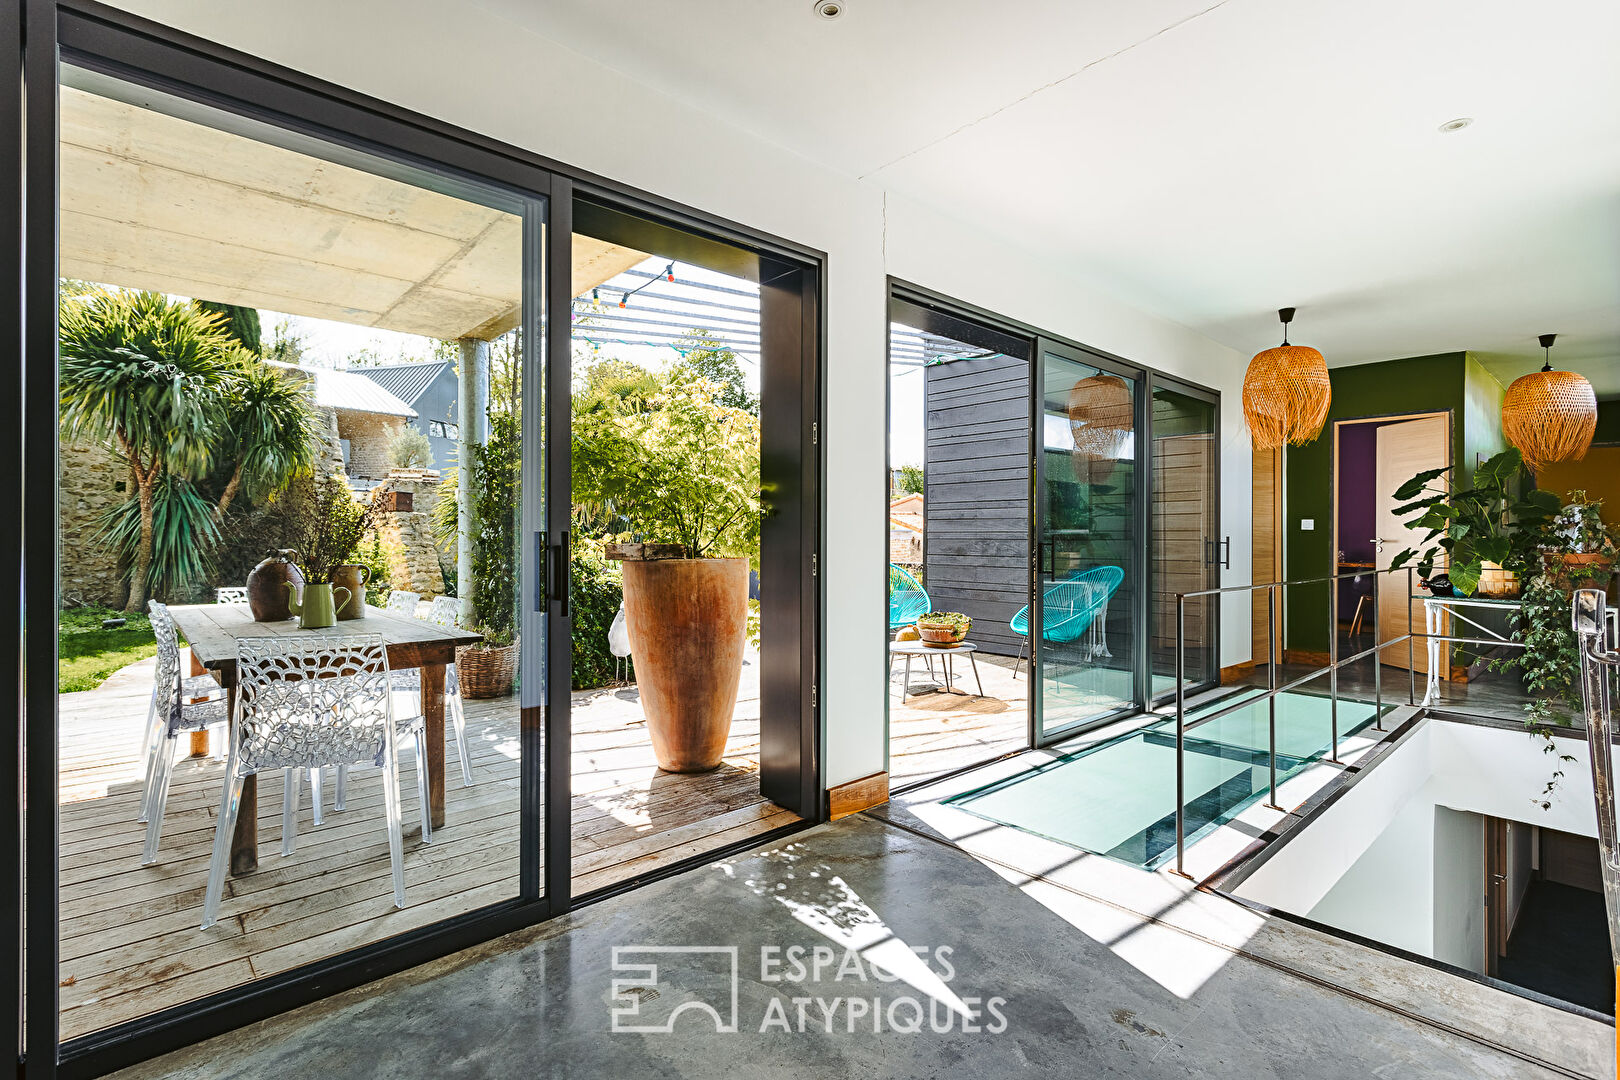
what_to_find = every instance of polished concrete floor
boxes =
[114,814,1589,1079]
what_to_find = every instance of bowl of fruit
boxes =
[914,611,971,647]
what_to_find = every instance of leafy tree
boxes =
[469,410,521,644]
[213,361,321,520]
[895,465,924,496]
[573,377,762,562]
[673,333,755,414]
[388,426,434,470]
[194,301,262,353]
[575,356,662,417]
[59,290,241,610]
[96,473,221,599]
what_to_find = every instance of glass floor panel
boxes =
[945,690,1386,870]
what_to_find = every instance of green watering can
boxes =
[286,581,353,630]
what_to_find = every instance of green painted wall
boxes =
[1284,354,1474,653]
[1462,354,1506,487]
[1595,399,1620,445]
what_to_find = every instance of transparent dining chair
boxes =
[385,590,421,617]
[214,586,249,604]
[138,601,228,862]
[382,595,473,787]
[201,635,431,929]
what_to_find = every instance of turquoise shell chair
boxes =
[1010,565,1125,677]
[889,564,931,632]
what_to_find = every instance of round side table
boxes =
[888,640,984,702]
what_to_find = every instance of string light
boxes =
[616,262,677,310]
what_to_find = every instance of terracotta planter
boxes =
[621,557,748,773]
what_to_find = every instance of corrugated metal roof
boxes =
[266,361,417,418]
[355,361,450,406]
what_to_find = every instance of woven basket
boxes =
[1502,369,1596,470]
[456,641,517,699]
[1243,344,1331,450]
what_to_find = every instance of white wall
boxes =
[1240,719,1595,971]
[104,0,1252,790]
[1431,806,1486,974]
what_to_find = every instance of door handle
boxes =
[1219,536,1231,570]
[552,531,570,618]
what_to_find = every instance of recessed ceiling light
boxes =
[1438,117,1474,133]
[813,0,845,19]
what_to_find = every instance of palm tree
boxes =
[59,290,240,611]
[213,362,321,520]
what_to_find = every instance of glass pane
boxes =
[885,310,1031,789]
[1150,386,1218,697]
[566,223,800,894]
[55,67,539,1037]
[1038,352,1139,736]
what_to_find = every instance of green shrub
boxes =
[357,533,395,607]
[570,543,622,690]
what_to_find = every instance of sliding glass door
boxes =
[1149,381,1220,700]
[1034,342,1143,742]
[49,62,549,1041]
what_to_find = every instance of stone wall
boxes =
[60,436,128,607]
[371,472,446,597]
[335,408,406,481]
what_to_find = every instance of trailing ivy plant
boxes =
[1494,573,1580,809]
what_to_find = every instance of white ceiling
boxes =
[476,0,1620,392]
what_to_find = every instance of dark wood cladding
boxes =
[923,353,1031,657]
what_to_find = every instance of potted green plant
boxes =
[1390,447,1560,597]
[458,410,521,698]
[289,474,376,628]
[576,376,762,772]
[1542,490,1618,586]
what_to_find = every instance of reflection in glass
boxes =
[1150,386,1219,697]
[1039,353,1138,734]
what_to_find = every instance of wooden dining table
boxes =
[168,603,482,876]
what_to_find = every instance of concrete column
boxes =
[457,337,490,624]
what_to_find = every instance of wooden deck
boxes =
[888,651,1029,790]
[56,653,793,1040]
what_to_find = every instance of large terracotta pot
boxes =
[621,557,748,773]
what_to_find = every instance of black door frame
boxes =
[884,281,1223,754]
[12,4,824,1076]
[1032,337,1150,747]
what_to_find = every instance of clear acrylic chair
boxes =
[214,586,248,604]
[384,590,420,617]
[138,601,228,862]
[385,595,473,787]
[202,634,431,929]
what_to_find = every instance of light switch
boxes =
[1300,519,1315,531]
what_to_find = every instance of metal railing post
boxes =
[1372,573,1383,730]
[1328,571,1340,764]
[1173,594,1188,878]
[1407,566,1416,706]
[1265,585,1280,811]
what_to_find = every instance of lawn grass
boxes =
[59,604,160,693]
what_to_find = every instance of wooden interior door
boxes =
[1374,415,1449,673]
[1252,446,1281,666]
[1485,816,1509,976]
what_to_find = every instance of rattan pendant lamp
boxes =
[1243,307,1331,450]
[1501,333,1596,470]
[1067,372,1134,459]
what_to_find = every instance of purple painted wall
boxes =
[1336,421,1398,616]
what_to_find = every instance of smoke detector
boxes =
[813,0,845,19]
